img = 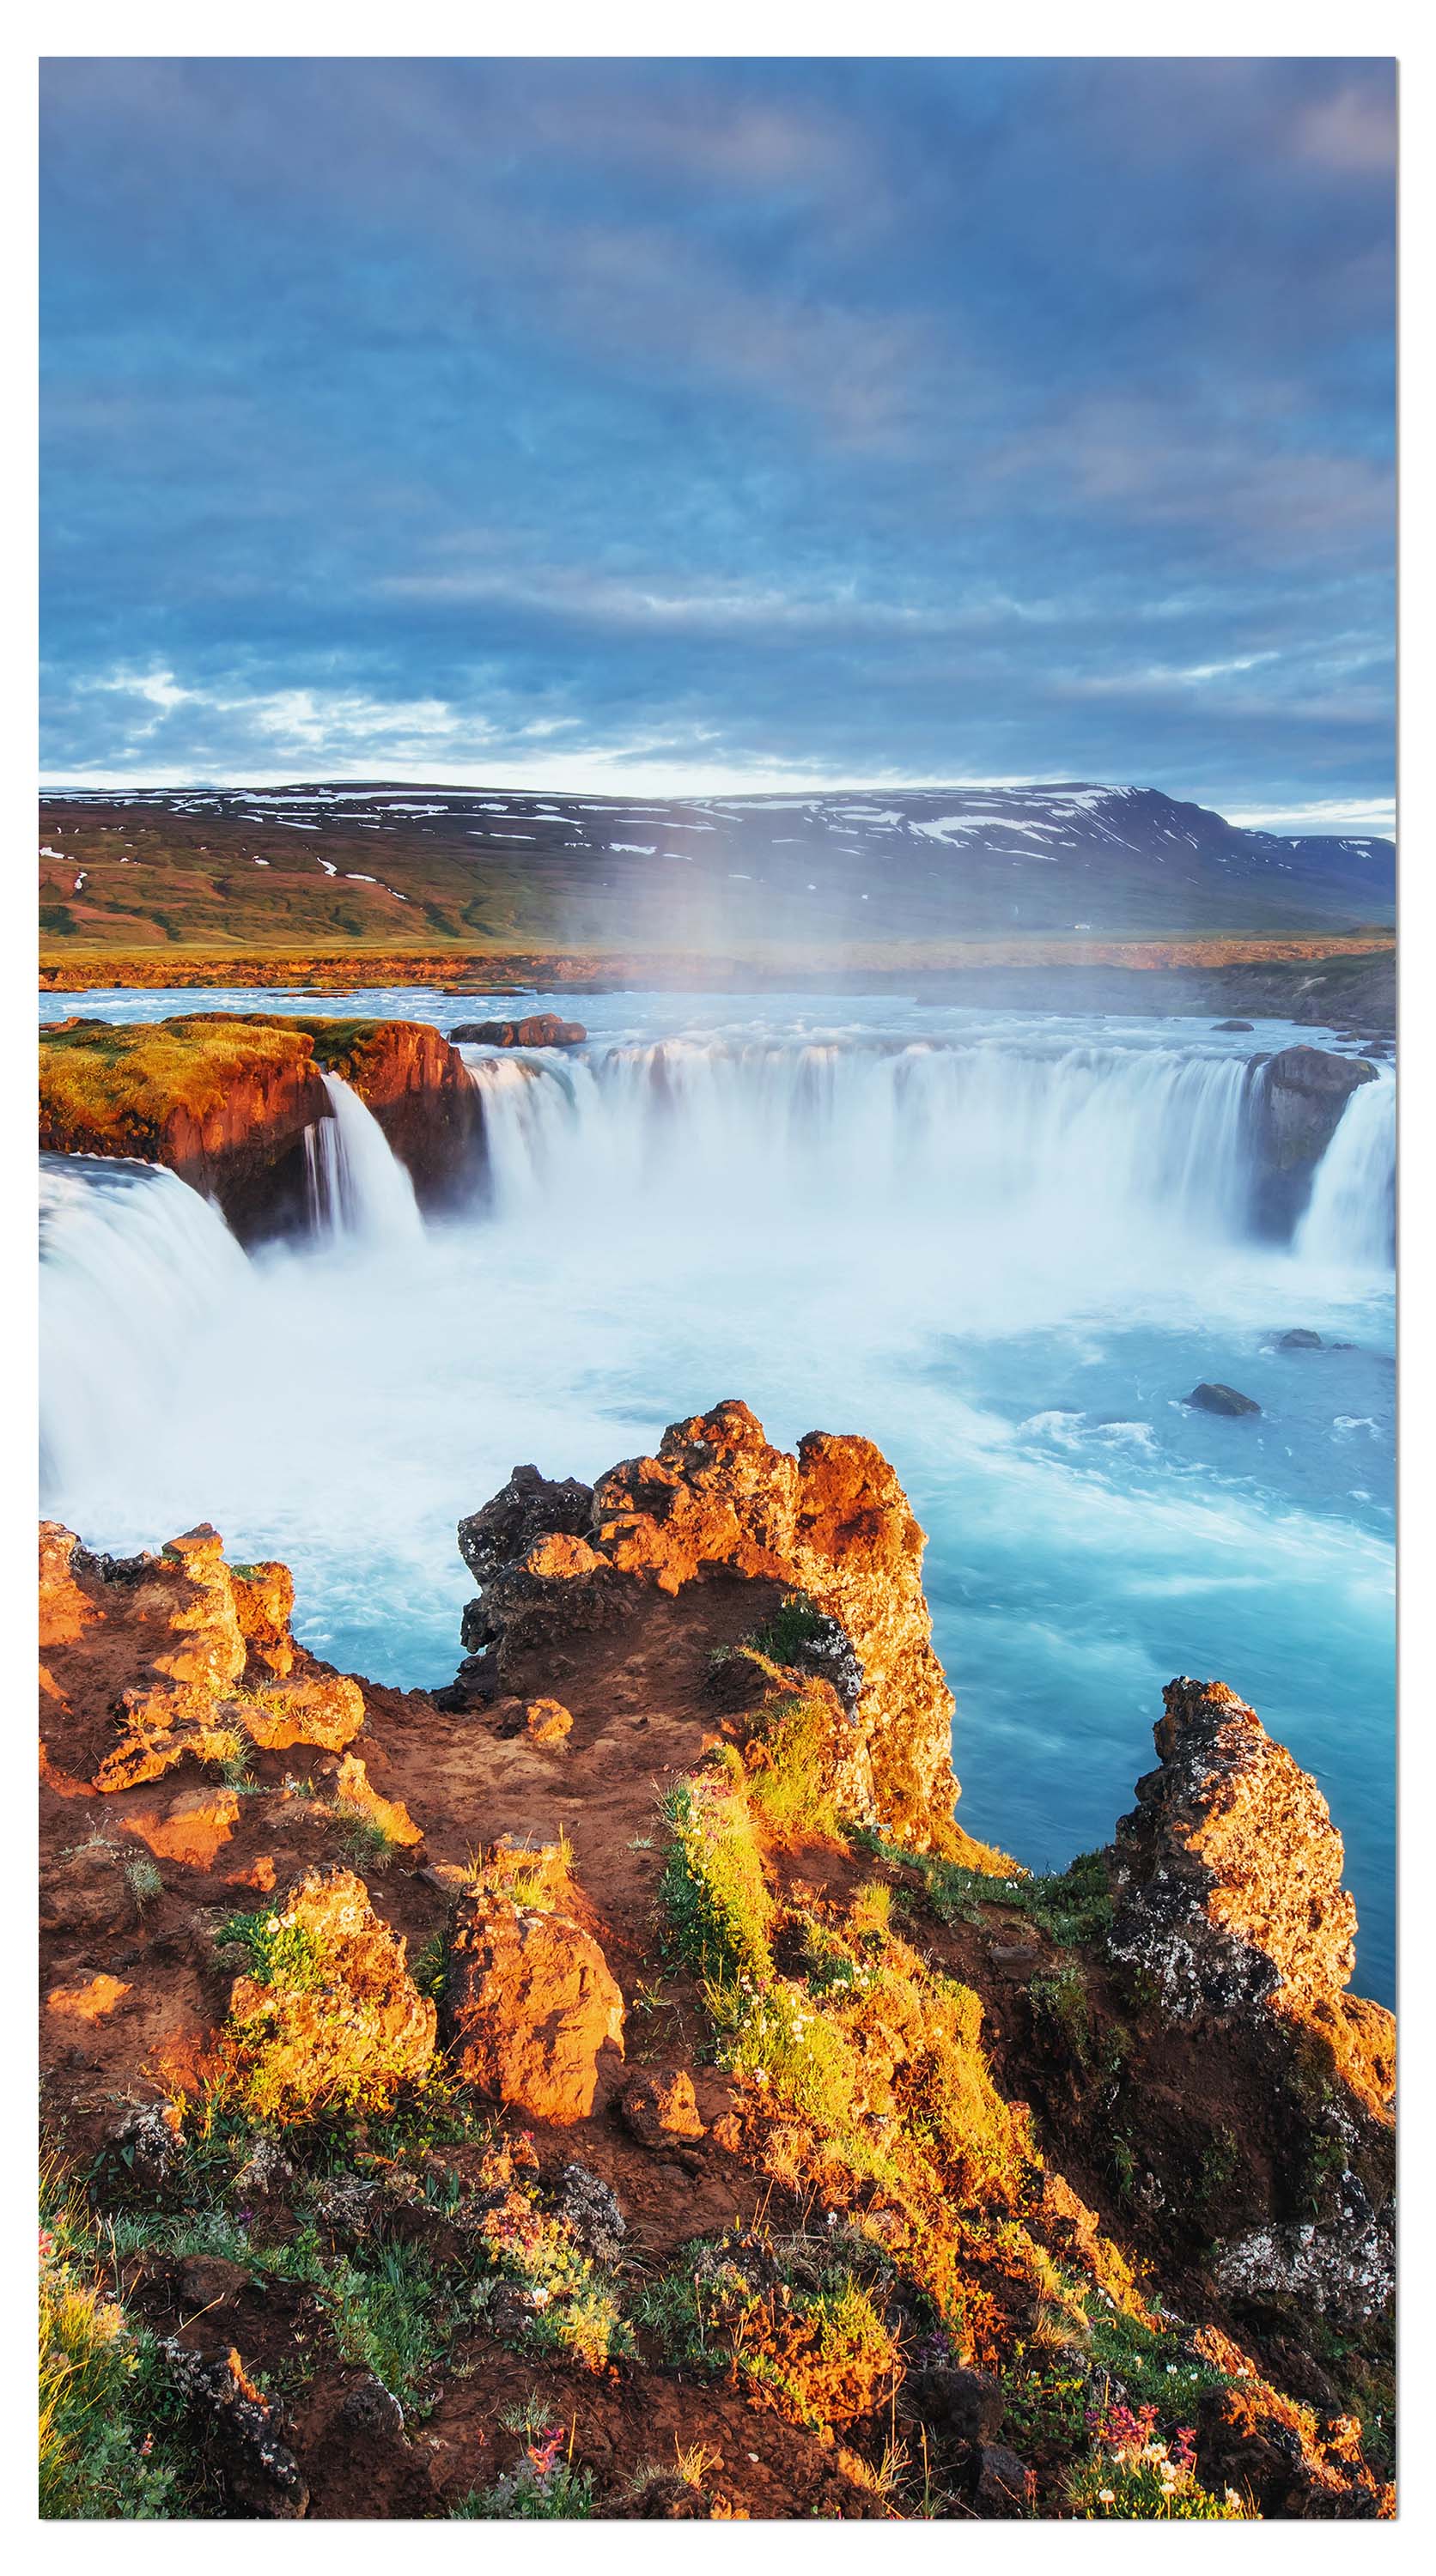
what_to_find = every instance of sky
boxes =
[40,56,1396,833]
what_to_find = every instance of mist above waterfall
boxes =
[38,988,1396,1997]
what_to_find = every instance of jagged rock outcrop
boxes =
[1195,2385,1391,2519]
[1109,1678,1394,2329]
[37,1485,1396,2517]
[40,1520,363,1793]
[453,1400,958,1846]
[1110,1679,1359,2024]
[1249,1046,1377,1237]
[162,2340,309,2518]
[444,1888,624,2122]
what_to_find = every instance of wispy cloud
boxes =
[40,57,1394,819]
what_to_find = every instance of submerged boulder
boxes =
[1185,1382,1261,1417]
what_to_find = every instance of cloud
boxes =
[1293,80,1397,176]
[1226,796,1396,839]
[40,58,1394,822]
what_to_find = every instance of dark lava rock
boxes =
[898,2366,1004,2451]
[1278,1330,1323,1350]
[458,1461,594,1586]
[973,2445,1035,2517]
[1185,1382,1262,1417]
[162,2339,307,2518]
[553,2160,627,2262]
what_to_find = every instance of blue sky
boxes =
[40,57,1395,831]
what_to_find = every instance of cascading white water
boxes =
[304,1072,424,1249]
[466,1037,1260,1246]
[1296,1077,1396,1269]
[40,1154,252,1494]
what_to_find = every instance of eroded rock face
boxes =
[1214,2191,1394,2325]
[1109,1679,1394,2336]
[162,2340,308,2518]
[38,1012,484,1237]
[1110,1679,1358,2024]
[444,1890,624,2123]
[39,1016,329,1242]
[619,2064,707,2147]
[288,1018,484,1211]
[1250,1047,1378,1237]
[1196,2384,1393,2519]
[40,1521,364,1793]
[453,1400,958,1846]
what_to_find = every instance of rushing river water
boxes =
[39,987,1396,2000]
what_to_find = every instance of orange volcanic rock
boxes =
[1110,1677,1360,2025]
[146,1527,248,1688]
[39,1522,366,1791]
[619,2064,707,2146]
[34,1468,1396,2518]
[459,1400,958,1846]
[444,1889,625,2123]
[46,1971,132,2020]
[332,1750,423,1845]
[265,1015,484,1208]
[240,1675,366,1754]
[39,1522,100,1649]
[121,1785,242,1869]
[1196,2382,1393,2519]
[524,1697,575,1745]
[228,1560,298,1678]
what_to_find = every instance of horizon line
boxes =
[35,775,1398,841]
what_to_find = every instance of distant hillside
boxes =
[39,780,1395,957]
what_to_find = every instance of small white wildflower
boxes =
[1098,2488,1116,2506]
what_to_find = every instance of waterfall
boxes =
[305,1072,424,1249]
[464,1036,1260,1246]
[40,1154,251,1498]
[1297,1078,1396,1269]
